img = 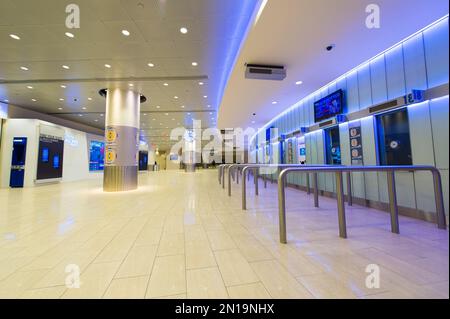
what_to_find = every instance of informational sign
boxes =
[297,137,306,164]
[287,139,294,164]
[104,126,138,167]
[105,147,116,165]
[349,122,363,164]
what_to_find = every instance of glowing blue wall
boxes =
[251,17,449,219]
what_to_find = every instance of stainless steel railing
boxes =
[237,164,346,210]
[277,165,447,244]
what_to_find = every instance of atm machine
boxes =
[139,151,149,171]
[9,137,27,188]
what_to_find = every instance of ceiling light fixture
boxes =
[156,105,161,108]
[180,27,188,34]
[58,107,63,110]
[180,105,185,108]
[104,64,111,68]
[129,83,134,87]
[31,98,37,102]
[9,34,20,40]
[62,65,70,69]
[65,32,74,38]
[59,98,64,101]
[163,83,168,86]
[203,95,207,98]
[272,101,277,104]
[121,30,130,36]
[295,80,303,85]
[191,62,198,66]
[20,66,29,71]
[148,63,155,67]
[26,85,33,89]
[60,85,67,88]
[198,82,204,85]
[174,96,178,99]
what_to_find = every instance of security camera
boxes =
[252,113,256,116]
[326,44,335,51]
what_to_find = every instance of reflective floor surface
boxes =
[0,170,448,298]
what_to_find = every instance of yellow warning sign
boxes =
[105,149,116,164]
[106,129,117,143]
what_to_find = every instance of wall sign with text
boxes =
[349,122,363,164]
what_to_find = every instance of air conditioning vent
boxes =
[245,64,286,80]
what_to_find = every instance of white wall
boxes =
[0,119,103,188]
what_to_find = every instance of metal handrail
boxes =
[277,165,447,244]
[238,164,344,210]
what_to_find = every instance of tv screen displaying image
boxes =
[53,154,60,169]
[89,140,105,171]
[314,89,344,123]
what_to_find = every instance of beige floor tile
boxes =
[251,260,313,299]
[157,232,185,256]
[103,276,148,299]
[185,242,217,269]
[214,249,259,286]
[0,269,49,298]
[187,267,228,298]
[207,230,236,251]
[115,245,157,278]
[227,282,271,299]
[296,273,358,299]
[146,255,186,298]
[19,286,66,299]
[62,262,121,299]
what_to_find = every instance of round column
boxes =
[103,88,141,192]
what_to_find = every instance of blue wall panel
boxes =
[403,33,428,91]
[424,19,449,88]
[385,44,407,99]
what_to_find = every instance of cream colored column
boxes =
[103,88,140,192]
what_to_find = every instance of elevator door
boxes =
[376,109,412,165]
[325,126,341,165]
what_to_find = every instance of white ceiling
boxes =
[0,0,259,150]
[218,0,449,130]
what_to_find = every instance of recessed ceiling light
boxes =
[60,85,67,88]
[198,82,204,85]
[272,101,277,104]
[78,114,83,117]
[163,83,168,86]
[82,107,87,110]
[180,27,188,34]
[180,105,185,108]
[203,95,207,98]
[65,32,74,38]
[174,96,178,99]
[152,118,156,121]
[191,62,198,66]
[104,64,111,68]
[26,85,33,89]
[62,65,70,69]
[10,34,21,40]
[143,113,147,116]
[88,97,92,101]
[129,83,134,87]
[59,98,64,101]
[207,105,211,108]
[148,63,155,67]
[100,114,104,117]
[4,99,9,102]
[165,113,169,115]
[252,120,255,124]
[20,66,29,71]
[94,119,98,122]
[295,81,303,85]
[31,99,37,102]
[121,30,130,36]
[58,107,63,110]
[187,112,191,115]
[156,105,161,109]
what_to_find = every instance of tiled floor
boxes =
[0,169,448,299]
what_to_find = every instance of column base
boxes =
[103,166,138,192]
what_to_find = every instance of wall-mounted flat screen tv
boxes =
[314,89,344,123]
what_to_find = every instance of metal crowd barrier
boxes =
[277,165,447,244]
[236,164,350,210]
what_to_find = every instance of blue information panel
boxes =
[314,89,344,122]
